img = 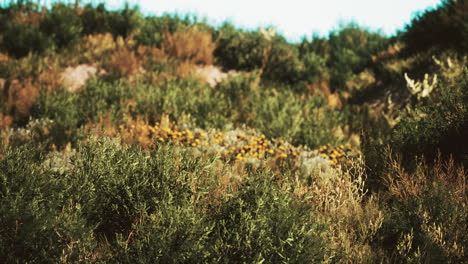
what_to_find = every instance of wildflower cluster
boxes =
[114,118,361,167]
[117,118,205,148]
[317,143,362,166]
[204,129,301,162]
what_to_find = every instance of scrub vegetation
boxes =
[0,0,466,263]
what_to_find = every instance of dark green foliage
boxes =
[40,3,82,49]
[214,23,305,84]
[262,40,304,85]
[81,3,143,38]
[403,0,468,55]
[391,69,468,168]
[327,23,388,91]
[297,35,331,84]
[80,3,114,35]
[297,23,388,91]
[208,175,324,263]
[214,23,266,72]
[0,144,97,263]
[107,3,143,38]
[1,21,53,58]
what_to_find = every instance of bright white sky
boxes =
[105,0,441,42]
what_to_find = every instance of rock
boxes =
[195,65,237,87]
[60,64,98,93]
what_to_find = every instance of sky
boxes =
[107,0,441,42]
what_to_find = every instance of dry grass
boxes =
[385,154,466,203]
[161,27,216,65]
[293,158,385,263]
[176,60,198,80]
[306,80,331,97]
[383,153,467,262]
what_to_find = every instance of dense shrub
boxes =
[327,23,388,91]
[40,3,82,49]
[297,23,387,91]
[362,57,468,188]
[0,144,97,263]
[377,157,467,263]
[403,0,468,55]
[207,174,325,263]
[391,61,467,168]
[214,23,304,84]
[0,136,328,262]
[136,14,211,47]
[1,21,52,57]
[80,3,116,35]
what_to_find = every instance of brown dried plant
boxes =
[12,4,46,27]
[0,53,12,63]
[38,69,62,92]
[7,78,40,117]
[104,35,144,78]
[110,47,143,78]
[161,27,216,65]
[385,153,466,203]
[176,60,200,80]
[0,114,13,130]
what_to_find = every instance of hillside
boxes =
[0,1,467,263]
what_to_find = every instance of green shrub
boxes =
[362,58,468,184]
[296,97,347,148]
[207,174,325,263]
[1,21,53,58]
[390,65,468,168]
[327,23,388,91]
[0,144,97,263]
[136,14,208,47]
[80,3,114,35]
[107,3,143,38]
[253,89,305,141]
[403,0,468,55]
[214,23,265,72]
[112,203,213,263]
[72,137,195,239]
[214,23,304,84]
[40,3,82,49]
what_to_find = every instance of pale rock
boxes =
[60,64,98,93]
